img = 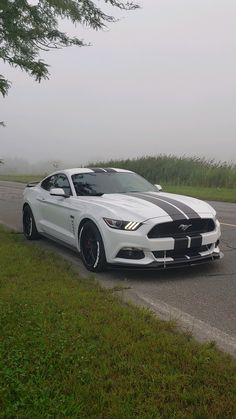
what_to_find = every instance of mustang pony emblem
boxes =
[178,224,192,231]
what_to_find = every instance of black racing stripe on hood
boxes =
[154,195,201,219]
[126,193,188,221]
[105,168,117,173]
[88,167,106,173]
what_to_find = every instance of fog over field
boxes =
[1,0,236,165]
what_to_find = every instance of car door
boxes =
[37,174,76,246]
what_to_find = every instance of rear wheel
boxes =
[80,221,106,272]
[23,205,40,240]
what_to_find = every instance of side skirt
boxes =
[40,232,78,253]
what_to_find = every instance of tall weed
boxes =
[88,155,236,188]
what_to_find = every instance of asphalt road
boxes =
[1,181,236,356]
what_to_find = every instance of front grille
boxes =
[153,245,209,259]
[148,218,215,239]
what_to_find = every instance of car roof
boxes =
[52,168,134,177]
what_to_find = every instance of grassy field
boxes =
[1,173,235,202]
[164,185,236,203]
[90,155,236,188]
[1,154,236,189]
[0,226,236,418]
[0,174,42,183]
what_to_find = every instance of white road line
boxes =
[123,289,236,358]
[220,222,236,228]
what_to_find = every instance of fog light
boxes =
[116,248,145,260]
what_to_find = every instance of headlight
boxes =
[103,218,142,231]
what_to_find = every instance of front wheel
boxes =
[79,221,106,272]
[23,205,40,240]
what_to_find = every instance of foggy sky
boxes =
[1,0,236,166]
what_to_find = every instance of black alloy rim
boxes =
[23,210,32,237]
[81,228,98,266]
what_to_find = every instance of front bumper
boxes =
[100,216,222,268]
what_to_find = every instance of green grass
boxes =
[0,174,43,183]
[164,185,236,203]
[0,227,235,418]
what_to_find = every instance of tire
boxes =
[79,221,106,272]
[23,205,40,240]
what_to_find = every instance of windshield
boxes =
[72,172,156,196]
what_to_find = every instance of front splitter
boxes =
[107,251,223,271]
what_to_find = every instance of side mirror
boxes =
[50,188,70,198]
[154,184,162,191]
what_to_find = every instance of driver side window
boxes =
[53,174,72,195]
[41,174,72,195]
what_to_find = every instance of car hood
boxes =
[72,191,216,222]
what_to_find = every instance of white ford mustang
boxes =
[22,167,223,272]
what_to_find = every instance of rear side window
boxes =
[41,175,56,191]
